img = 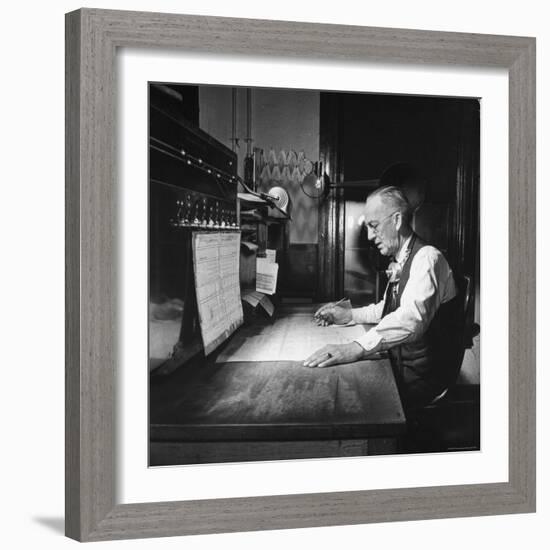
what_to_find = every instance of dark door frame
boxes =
[317,93,345,302]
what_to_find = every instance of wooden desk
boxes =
[150,308,406,465]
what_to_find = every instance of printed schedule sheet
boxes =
[192,231,243,355]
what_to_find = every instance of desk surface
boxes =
[150,306,405,442]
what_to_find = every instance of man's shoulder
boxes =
[415,243,442,259]
[413,243,451,270]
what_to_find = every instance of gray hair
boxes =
[367,186,412,225]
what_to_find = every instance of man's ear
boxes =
[394,212,403,231]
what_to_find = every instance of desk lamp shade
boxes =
[266,186,291,216]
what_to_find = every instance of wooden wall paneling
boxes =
[318,93,345,301]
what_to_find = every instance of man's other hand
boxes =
[303,342,364,368]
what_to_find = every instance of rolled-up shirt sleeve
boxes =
[352,300,384,324]
[353,247,457,354]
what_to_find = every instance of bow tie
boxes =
[386,261,402,283]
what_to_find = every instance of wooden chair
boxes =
[403,274,477,453]
[430,274,474,404]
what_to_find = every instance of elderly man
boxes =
[303,186,459,411]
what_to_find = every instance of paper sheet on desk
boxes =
[216,313,368,363]
[256,258,278,295]
[242,290,275,317]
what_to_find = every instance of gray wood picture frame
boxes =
[65,8,536,542]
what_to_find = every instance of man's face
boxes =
[364,196,400,257]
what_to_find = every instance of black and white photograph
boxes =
[4,0,543,546]
[148,83,480,465]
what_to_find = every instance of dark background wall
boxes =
[341,93,467,200]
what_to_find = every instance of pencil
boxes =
[314,297,348,320]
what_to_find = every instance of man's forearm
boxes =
[351,301,383,324]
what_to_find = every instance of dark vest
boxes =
[384,235,461,409]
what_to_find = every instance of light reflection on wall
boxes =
[344,200,377,307]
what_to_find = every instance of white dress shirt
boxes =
[352,236,457,354]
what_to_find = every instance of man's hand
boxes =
[313,301,352,326]
[303,342,364,368]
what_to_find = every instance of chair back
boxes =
[443,273,475,393]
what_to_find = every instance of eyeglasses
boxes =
[365,211,399,234]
